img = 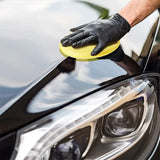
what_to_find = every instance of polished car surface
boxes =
[0,0,160,160]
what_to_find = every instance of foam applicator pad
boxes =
[59,41,120,61]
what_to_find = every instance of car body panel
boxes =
[0,0,159,153]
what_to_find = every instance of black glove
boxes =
[61,13,130,56]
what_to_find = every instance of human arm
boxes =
[119,0,160,27]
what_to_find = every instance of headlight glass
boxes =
[49,127,90,160]
[11,76,159,160]
[102,97,144,137]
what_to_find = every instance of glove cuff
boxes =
[111,13,131,33]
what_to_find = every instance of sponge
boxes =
[59,41,120,61]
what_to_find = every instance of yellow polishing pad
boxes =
[59,41,120,61]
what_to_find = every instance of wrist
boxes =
[118,11,135,27]
[111,13,131,33]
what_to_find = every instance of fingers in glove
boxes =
[91,42,105,56]
[69,31,90,43]
[70,23,88,32]
[72,35,97,48]
[62,31,89,46]
[61,30,82,46]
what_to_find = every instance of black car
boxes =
[0,0,160,160]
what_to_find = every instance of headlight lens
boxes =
[102,97,144,137]
[49,127,90,160]
[12,77,159,160]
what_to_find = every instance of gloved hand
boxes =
[61,13,130,56]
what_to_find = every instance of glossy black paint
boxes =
[0,132,16,160]
[0,1,160,159]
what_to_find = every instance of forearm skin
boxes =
[119,0,160,27]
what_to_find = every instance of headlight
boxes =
[11,76,160,160]
[102,97,144,137]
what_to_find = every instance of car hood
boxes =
[0,0,159,136]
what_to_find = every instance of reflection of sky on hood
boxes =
[75,60,124,83]
[28,59,126,113]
